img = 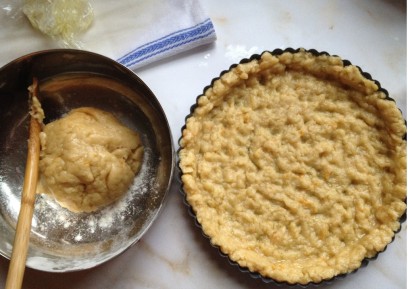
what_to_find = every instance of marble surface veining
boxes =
[0,0,406,288]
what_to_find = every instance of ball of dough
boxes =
[38,107,144,213]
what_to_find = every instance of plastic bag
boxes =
[0,0,25,22]
[1,0,94,48]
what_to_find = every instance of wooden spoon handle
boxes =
[5,82,42,289]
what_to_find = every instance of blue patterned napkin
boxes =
[118,18,216,70]
[113,0,217,70]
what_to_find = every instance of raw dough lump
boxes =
[38,107,144,213]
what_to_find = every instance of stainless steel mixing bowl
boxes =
[0,49,174,272]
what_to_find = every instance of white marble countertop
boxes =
[0,0,406,288]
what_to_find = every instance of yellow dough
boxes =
[179,50,406,284]
[38,107,144,213]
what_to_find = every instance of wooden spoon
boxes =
[5,78,43,289]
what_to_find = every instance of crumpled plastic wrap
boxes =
[1,0,94,48]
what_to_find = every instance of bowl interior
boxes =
[0,49,174,272]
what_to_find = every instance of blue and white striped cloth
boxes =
[116,0,216,70]
[118,18,216,69]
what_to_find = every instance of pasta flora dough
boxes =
[179,50,407,284]
[38,107,144,213]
